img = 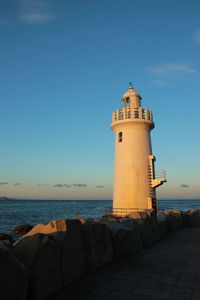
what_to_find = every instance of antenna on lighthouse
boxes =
[128,82,133,88]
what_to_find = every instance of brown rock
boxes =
[182,211,194,228]
[13,224,33,235]
[83,222,113,273]
[120,218,143,250]
[0,233,14,244]
[87,218,101,223]
[166,210,183,230]
[157,211,169,237]
[188,210,200,227]
[13,219,85,300]
[102,215,122,222]
[127,210,160,245]
[102,220,140,259]
[72,216,87,224]
[14,224,46,246]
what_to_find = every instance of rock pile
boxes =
[13,224,33,235]
[1,209,200,300]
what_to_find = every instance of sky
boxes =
[0,0,200,200]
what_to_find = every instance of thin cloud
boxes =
[180,184,190,188]
[63,184,72,188]
[148,63,196,76]
[96,185,105,188]
[53,184,63,188]
[14,183,21,186]
[20,12,54,24]
[194,29,200,43]
[19,0,55,24]
[73,184,87,187]
[0,182,9,185]
[151,79,170,86]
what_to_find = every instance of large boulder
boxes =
[182,211,194,228]
[72,216,87,224]
[13,224,33,235]
[0,233,14,245]
[13,223,46,247]
[148,210,161,240]
[12,219,85,300]
[157,211,169,237]
[82,222,113,273]
[119,218,143,250]
[0,245,28,300]
[166,210,183,230]
[102,215,121,222]
[127,210,160,245]
[87,218,102,223]
[188,210,200,227]
[102,220,140,260]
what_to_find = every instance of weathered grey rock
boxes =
[13,224,33,235]
[13,219,85,300]
[0,245,28,300]
[83,222,113,272]
[157,211,169,237]
[166,210,183,230]
[102,220,140,259]
[120,218,143,251]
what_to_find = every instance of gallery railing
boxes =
[103,207,152,216]
[112,107,153,123]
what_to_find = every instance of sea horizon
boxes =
[1,197,200,201]
[1,198,200,235]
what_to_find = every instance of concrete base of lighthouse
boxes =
[110,207,154,217]
[103,207,156,219]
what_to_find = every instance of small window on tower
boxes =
[125,97,130,107]
[118,132,123,143]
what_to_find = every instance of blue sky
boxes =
[0,0,199,199]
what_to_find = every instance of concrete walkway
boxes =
[48,228,200,300]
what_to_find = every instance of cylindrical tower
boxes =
[111,84,166,216]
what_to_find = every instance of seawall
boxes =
[1,209,200,300]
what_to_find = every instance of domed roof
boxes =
[122,85,142,100]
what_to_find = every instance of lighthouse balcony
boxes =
[112,107,153,124]
[151,169,167,188]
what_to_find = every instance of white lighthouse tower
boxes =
[111,84,166,215]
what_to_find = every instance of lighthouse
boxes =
[111,84,166,216]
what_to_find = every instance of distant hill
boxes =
[0,197,13,200]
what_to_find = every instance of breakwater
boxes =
[1,209,200,300]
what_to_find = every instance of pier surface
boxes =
[48,228,200,300]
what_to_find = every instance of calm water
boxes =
[1,199,200,234]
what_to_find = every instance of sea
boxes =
[1,199,200,235]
